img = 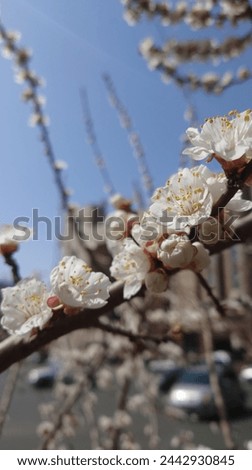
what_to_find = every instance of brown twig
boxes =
[111,376,131,450]
[0,282,125,374]
[196,272,226,317]
[80,88,115,196]
[212,158,252,217]
[0,22,70,210]
[3,253,21,284]
[40,378,85,449]
[97,321,174,344]
[201,309,236,450]
[0,362,21,437]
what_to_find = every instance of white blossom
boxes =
[50,256,111,310]
[28,113,50,127]
[131,215,163,254]
[109,193,132,210]
[189,242,210,272]
[110,239,152,299]
[54,160,68,171]
[220,0,248,17]
[225,190,252,213]
[105,208,137,257]
[196,165,252,212]
[1,279,52,335]
[158,234,195,269]
[149,168,212,230]
[183,110,252,164]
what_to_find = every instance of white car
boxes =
[166,364,245,419]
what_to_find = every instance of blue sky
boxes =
[0,0,252,283]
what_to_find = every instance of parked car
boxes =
[147,359,184,392]
[28,365,57,388]
[28,360,74,388]
[239,366,252,384]
[165,364,245,419]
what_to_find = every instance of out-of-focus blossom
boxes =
[109,193,132,211]
[145,268,169,293]
[28,112,50,127]
[54,160,68,171]
[0,224,31,255]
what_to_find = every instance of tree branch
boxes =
[3,253,21,284]
[97,321,175,344]
[196,273,226,317]
[0,281,125,374]
[201,309,236,450]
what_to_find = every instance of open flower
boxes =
[183,110,252,170]
[110,239,152,299]
[131,214,164,256]
[149,168,212,230]
[50,256,111,310]
[0,279,52,335]
[197,165,252,212]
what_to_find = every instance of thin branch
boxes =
[97,321,174,344]
[80,88,115,196]
[3,253,21,284]
[208,211,252,254]
[0,362,21,437]
[0,282,125,374]
[201,309,236,450]
[40,378,85,449]
[103,73,154,200]
[212,159,252,217]
[196,272,226,317]
[112,376,131,450]
[0,22,70,210]
[122,0,252,28]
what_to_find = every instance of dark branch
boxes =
[0,281,125,374]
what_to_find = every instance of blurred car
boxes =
[239,366,252,384]
[166,364,245,419]
[147,359,184,392]
[28,360,74,388]
[28,365,57,388]
[213,350,232,366]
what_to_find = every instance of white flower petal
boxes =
[1,279,52,335]
[124,278,142,300]
[50,256,111,309]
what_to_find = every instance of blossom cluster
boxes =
[108,109,252,299]
[122,0,252,28]
[0,256,111,336]
[139,35,251,94]
[121,1,252,94]
[0,24,71,210]
[1,109,252,331]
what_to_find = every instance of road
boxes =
[1,363,252,450]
